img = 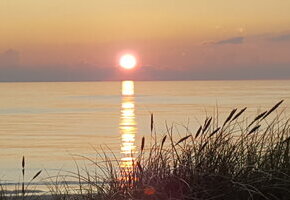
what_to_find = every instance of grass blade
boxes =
[150,113,154,133]
[223,108,237,126]
[175,135,191,146]
[195,126,202,138]
[262,100,284,120]
[248,125,261,135]
[231,107,247,122]
[31,170,42,181]
[209,127,221,138]
[203,117,212,133]
[248,111,267,128]
[160,135,167,151]
[141,137,145,152]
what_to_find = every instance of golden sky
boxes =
[0,0,290,80]
[1,0,290,45]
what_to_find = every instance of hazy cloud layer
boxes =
[1,32,290,81]
[269,34,290,42]
[0,49,20,67]
[215,37,244,45]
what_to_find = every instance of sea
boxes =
[0,80,289,191]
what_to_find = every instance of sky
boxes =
[0,0,290,81]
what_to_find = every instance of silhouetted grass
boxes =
[1,100,290,200]
[0,156,42,200]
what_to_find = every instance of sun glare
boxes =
[119,54,137,70]
[122,81,134,96]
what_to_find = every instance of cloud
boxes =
[0,49,20,67]
[1,33,290,82]
[269,34,290,42]
[0,64,114,82]
[215,37,244,45]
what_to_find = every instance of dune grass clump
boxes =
[99,100,290,200]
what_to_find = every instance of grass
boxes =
[1,100,290,200]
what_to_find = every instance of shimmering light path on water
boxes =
[120,81,136,172]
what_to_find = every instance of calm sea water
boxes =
[0,80,289,184]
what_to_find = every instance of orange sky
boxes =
[0,0,290,80]
[1,0,290,45]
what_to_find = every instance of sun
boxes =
[119,54,137,70]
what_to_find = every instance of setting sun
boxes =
[119,54,137,70]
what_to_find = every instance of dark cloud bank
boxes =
[0,43,290,81]
[1,63,289,82]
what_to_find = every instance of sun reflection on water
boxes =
[122,81,134,96]
[120,81,136,172]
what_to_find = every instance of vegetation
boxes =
[1,100,290,200]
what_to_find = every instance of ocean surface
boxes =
[0,80,289,186]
